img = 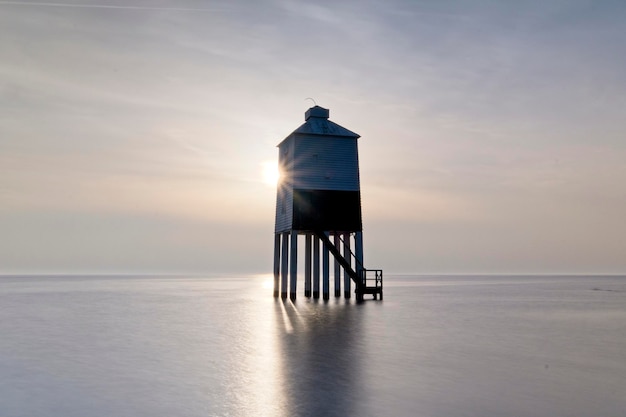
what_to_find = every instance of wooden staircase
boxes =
[313,230,383,301]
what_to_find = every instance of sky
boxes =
[1,0,625,275]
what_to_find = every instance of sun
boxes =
[261,160,280,187]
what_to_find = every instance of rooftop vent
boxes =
[305,106,329,121]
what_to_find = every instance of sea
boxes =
[1,274,625,417]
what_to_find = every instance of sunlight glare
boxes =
[261,160,280,187]
[255,273,274,290]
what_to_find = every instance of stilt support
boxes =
[280,231,289,299]
[322,232,330,300]
[313,235,320,299]
[343,232,351,299]
[273,234,280,298]
[334,233,341,297]
[275,229,383,302]
[289,231,297,300]
[304,234,311,297]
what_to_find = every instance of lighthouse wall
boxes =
[275,133,363,233]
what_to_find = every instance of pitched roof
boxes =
[280,106,360,145]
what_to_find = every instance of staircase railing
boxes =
[312,230,383,300]
[334,232,364,272]
[312,230,362,291]
[361,269,383,289]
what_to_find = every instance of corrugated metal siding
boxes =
[274,184,293,232]
[274,137,294,232]
[292,135,360,191]
[274,122,363,233]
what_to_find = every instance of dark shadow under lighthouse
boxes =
[272,106,383,301]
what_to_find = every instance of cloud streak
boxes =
[0,1,220,12]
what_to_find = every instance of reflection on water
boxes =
[1,275,625,417]
[273,299,364,417]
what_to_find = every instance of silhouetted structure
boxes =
[273,106,382,301]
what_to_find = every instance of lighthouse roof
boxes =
[279,106,360,145]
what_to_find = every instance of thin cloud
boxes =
[0,1,221,12]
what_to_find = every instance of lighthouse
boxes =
[272,106,382,301]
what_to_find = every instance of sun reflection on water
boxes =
[236,296,289,417]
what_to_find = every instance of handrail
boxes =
[312,231,383,300]
[334,232,364,271]
[312,230,362,290]
[361,269,383,288]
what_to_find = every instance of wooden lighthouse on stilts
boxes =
[272,105,383,302]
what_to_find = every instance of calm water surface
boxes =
[1,275,625,417]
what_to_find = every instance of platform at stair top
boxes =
[359,269,383,300]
